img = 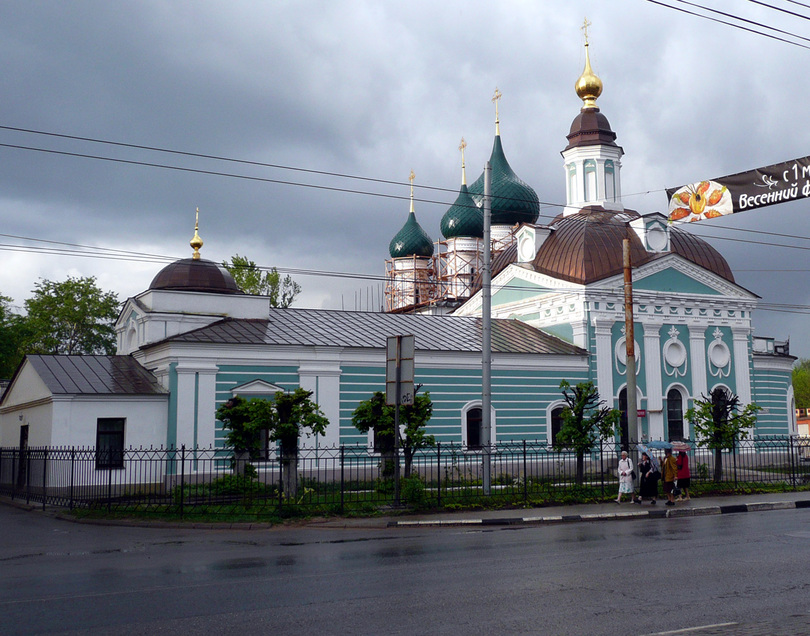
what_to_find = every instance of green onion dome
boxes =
[441,184,484,239]
[389,211,434,258]
[469,135,540,226]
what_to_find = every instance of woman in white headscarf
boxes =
[616,450,634,503]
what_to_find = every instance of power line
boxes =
[645,0,810,49]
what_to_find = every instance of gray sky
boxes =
[1,1,809,358]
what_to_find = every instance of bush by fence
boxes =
[1,436,809,518]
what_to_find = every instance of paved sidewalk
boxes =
[312,490,810,529]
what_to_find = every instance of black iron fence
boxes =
[1,436,808,518]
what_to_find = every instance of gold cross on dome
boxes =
[459,137,466,154]
[582,17,591,45]
[492,87,502,134]
[409,170,415,212]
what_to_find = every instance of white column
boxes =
[594,319,614,406]
[195,367,219,449]
[299,355,342,449]
[689,325,707,399]
[174,365,197,450]
[732,326,752,405]
[571,320,588,349]
[643,321,665,440]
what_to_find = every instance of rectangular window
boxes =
[96,418,125,469]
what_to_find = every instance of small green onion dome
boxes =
[389,211,434,258]
[441,184,484,239]
[469,136,540,226]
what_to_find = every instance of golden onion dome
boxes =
[575,42,602,110]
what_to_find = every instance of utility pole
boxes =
[482,161,492,495]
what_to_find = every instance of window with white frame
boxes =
[96,418,125,469]
[462,402,495,449]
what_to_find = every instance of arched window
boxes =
[550,405,565,446]
[567,164,577,203]
[461,402,496,449]
[667,388,685,441]
[584,160,597,202]
[605,160,615,201]
[466,407,482,450]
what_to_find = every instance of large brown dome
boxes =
[529,206,735,285]
[149,258,243,294]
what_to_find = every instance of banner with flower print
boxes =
[666,155,810,224]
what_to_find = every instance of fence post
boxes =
[336,445,344,513]
[522,440,528,502]
[107,454,113,513]
[437,442,442,508]
[732,438,738,489]
[69,447,75,511]
[26,448,31,505]
[180,445,185,520]
[278,444,284,510]
[42,448,48,511]
[600,438,605,497]
[789,436,797,487]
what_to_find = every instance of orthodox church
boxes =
[384,39,796,442]
[0,41,796,462]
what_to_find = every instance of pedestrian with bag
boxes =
[676,450,691,501]
[661,447,678,506]
[616,450,634,503]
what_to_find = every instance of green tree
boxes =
[792,359,810,409]
[686,387,760,482]
[215,395,265,477]
[552,380,621,485]
[0,295,31,378]
[216,389,328,497]
[24,276,119,355]
[351,390,435,478]
[222,254,301,307]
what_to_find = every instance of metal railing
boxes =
[1,436,808,518]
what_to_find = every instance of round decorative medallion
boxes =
[708,340,730,368]
[664,339,687,367]
[647,225,668,252]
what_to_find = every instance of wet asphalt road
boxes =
[1,503,809,635]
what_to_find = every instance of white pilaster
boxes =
[299,355,342,449]
[594,319,614,406]
[689,325,707,399]
[732,326,752,405]
[642,321,665,440]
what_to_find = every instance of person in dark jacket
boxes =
[634,452,659,504]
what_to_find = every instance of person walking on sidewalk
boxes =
[661,447,678,506]
[676,450,691,501]
[635,452,659,504]
[616,450,634,503]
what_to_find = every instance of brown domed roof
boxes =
[475,206,735,290]
[564,107,620,152]
[532,207,734,285]
[149,258,244,294]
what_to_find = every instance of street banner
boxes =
[666,155,810,224]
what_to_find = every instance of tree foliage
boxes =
[686,387,761,482]
[351,390,435,478]
[0,295,31,378]
[552,380,621,485]
[222,254,301,307]
[24,276,119,355]
[215,389,328,494]
[793,359,810,409]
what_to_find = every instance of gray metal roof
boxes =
[155,308,587,356]
[23,355,166,396]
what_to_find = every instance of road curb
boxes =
[386,499,810,528]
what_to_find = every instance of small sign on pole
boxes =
[386,335,414,405]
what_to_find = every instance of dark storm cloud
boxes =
[0,1,808,354]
